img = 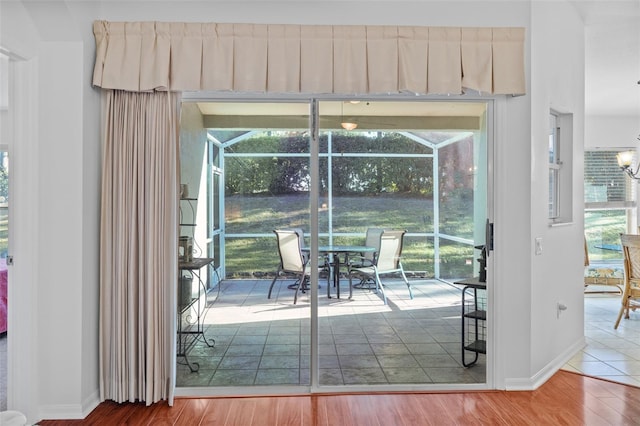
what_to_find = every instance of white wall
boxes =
[0,1,103,422]
[585,115,638,149]
[0,0,586,422]
[527,1,586,383]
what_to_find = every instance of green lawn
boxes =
[224,193,477,279]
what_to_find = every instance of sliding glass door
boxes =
[176,98,490,393]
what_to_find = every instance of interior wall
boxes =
[528,1,585,381]
[585,115,638,149]
[37,40,86,413]
[0,0,589,421]
[0,1,103,422]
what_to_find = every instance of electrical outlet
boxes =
[535,237,543,255]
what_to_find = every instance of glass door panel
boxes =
[178,102,311,388]
[317,100,487,387]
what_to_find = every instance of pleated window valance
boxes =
[92,21,526,95]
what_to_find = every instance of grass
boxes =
[224,193,477,279]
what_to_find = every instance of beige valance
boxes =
[92,21,526,95]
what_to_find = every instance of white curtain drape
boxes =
[100,89,179,405]
[92,21,526,95]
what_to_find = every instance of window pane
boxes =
[584,151,632,203]
[548,113,558,163]
[438,239,475,279]
[225,237,277,277]
[549,169,559,218]
[585,210,626,262]
[326,156,433,234]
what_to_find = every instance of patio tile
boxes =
[300,368,310,385]
[366,334,403,344]
[217,356,261,370]
[236,326,270,336]
[263,344,299,356]
[231,335,267,345]
[209,369,257,386]
[319,368,344,385]
[338,355,380,369]
[405,343,448,355]
[383,367,431,384]
[224,345,265,356]
[414,354,461,368]
[370,343,411,356]
[176,369,215,387]
[361,325,396,335]
[336,343,374,356]
[376,354,419,368]
[259,355,300,369]
[266,334,300,345]
[342,368,387,384]
[332,333,367,344]
[424,367,475,383]
[255,369,300,385]
[396,332,436,344]
[319,355,340,368]
[269,326,301,335]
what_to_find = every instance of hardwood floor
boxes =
[38,370,640,425]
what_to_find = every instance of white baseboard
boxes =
[37,389,100,422]
[504,337,586,391]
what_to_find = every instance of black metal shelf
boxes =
[463,310,486,321]
[454,277,487,368]
[465,340,486,354]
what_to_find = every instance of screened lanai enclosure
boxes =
[180,100,489,283]
[177,99,490,392]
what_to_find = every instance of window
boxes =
[584,149,636,263]
[548,110,573,224]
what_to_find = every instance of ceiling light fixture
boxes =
[340,102,357,131]
[341,121,358,131]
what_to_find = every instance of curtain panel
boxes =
[100,89,179,404]
[92,21,526,95]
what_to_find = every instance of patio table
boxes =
[302,245,375,299]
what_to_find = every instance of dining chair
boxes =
[268,229,327,304]
[348,229,413,305]
[287,227,308,263]
[361,227,385,266]
[349,228,384,289]
[614,234,640,329]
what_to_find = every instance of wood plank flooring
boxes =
[38,371,640,425]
